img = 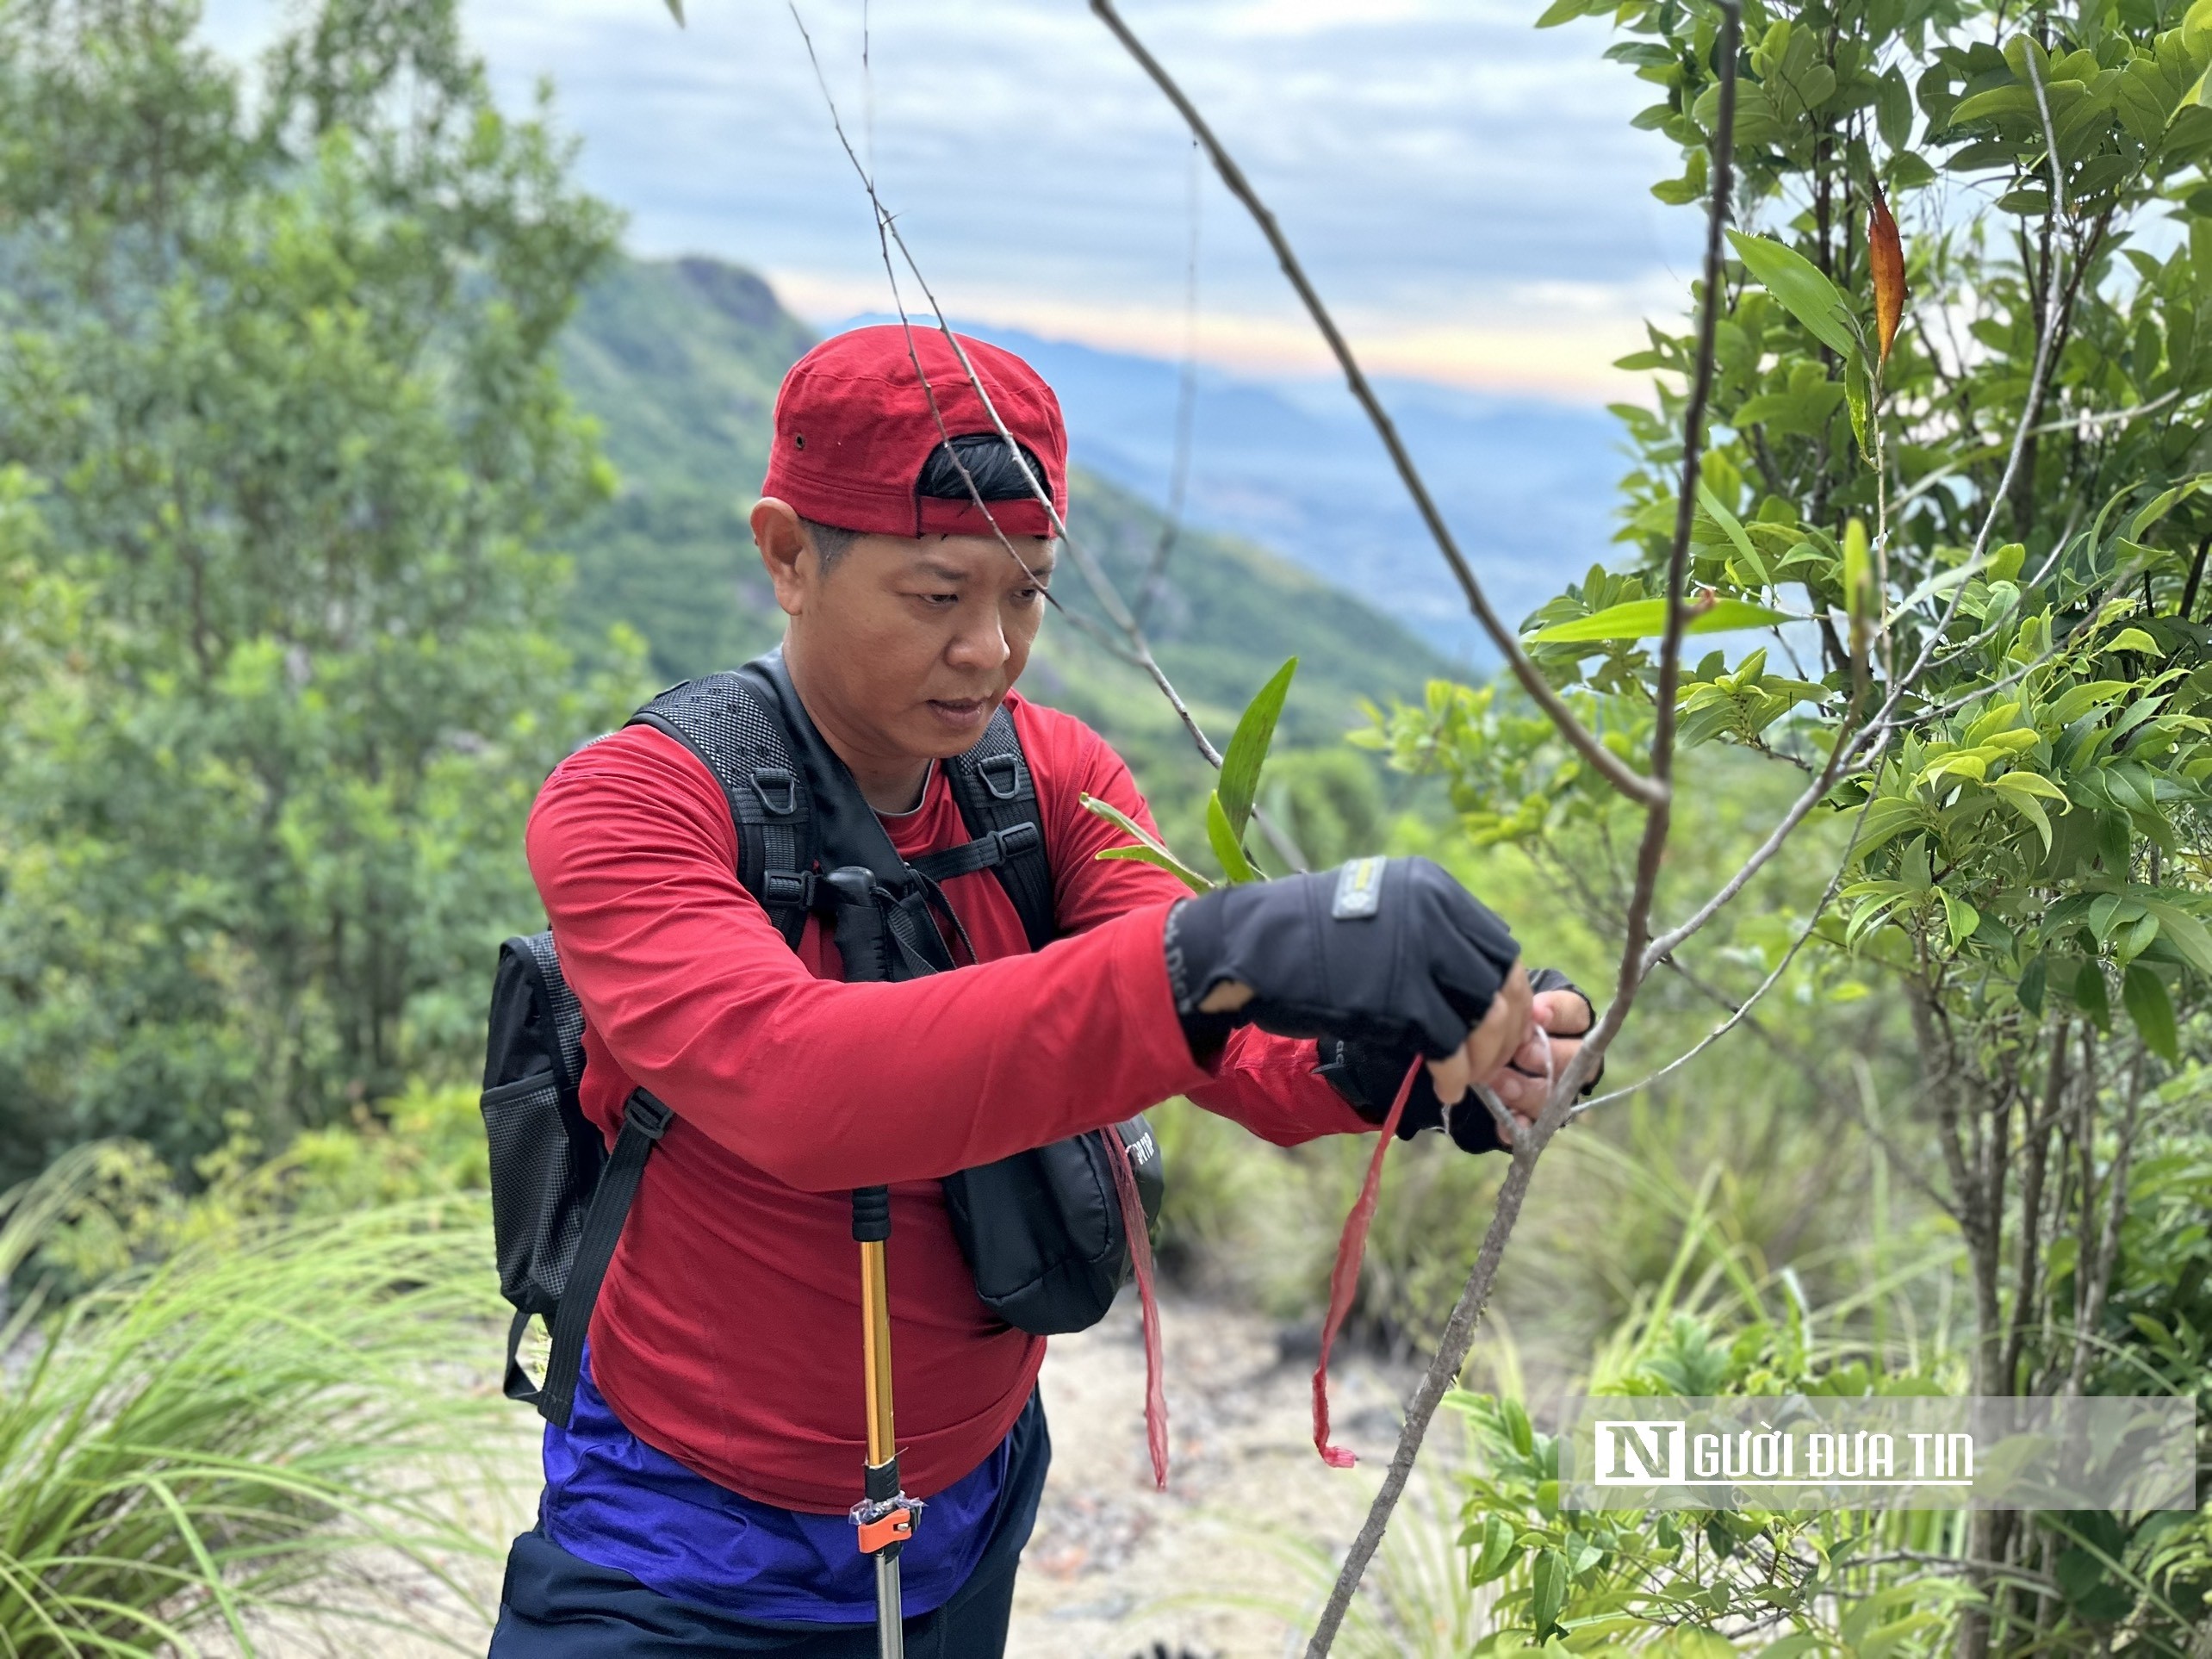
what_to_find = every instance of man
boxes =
[492,326,1593,1655]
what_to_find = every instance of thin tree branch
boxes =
[1891,47,2076,698]
[1641,724,1859,972]
[1090,0,1665,810]
[2179,529,2211,621]
[1573,743,1890,1118]
[1300,9,1739,1648]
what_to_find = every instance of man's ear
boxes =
[751,498,812,618]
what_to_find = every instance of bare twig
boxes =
[1641,723,1861,972]
[1574,743,1890,1117]
[1090,0,1664,810]
[1887,388,2182,519]
[1300,9,1741,1649]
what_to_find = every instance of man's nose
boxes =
[945,605,1010,672]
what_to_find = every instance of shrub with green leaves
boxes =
[1357,0,2212,1646]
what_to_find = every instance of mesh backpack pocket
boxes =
[481,930,676,1428]
[482,934,602,1315]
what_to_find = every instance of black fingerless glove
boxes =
[1314,967,1599,1156]
[1165,857,1519,1066]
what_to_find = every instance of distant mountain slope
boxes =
[906,324,1628,666]
[556,258,810,680]
[554,256,1452,761]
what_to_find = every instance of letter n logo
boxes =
[1594,1420,1686,1485]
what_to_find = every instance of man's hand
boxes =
[1166,856,1520,1065]
[1469,973,1598,1141]
[1422,962,1532,1115]
[1315,966,1601,1153]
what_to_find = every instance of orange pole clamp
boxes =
[855,1505,913,1556]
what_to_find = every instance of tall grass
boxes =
[0,1145,522,1656]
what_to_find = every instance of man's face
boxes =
[756,500,1054,766]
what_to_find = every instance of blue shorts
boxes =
[488,1391,1049,1656]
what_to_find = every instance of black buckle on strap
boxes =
[750,767,798,817]
[761,868,815,909]
[995,821,1041,857]
[976,754,1022,801]
[624,1090,674,1140]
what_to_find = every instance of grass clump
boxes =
[0,1144,520,1656]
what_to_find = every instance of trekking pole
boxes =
[850,1184,916,1659]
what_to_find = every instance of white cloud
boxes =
[205,0,1705,401]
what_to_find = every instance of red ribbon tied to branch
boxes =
[1311,1058,1420,1468]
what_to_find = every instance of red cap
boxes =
[760,325,1067,539]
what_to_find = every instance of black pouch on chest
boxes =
[743,655,1161,1338]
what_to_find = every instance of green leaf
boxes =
[1530,1548,1569,1636]
[1950,84,2042,125]
[1096,843,1213,893]
[1081,792,1212,892]
[2075,960,2111,1030]
[1205,792,1258,884]
[1889,150,1938,189]
[663,0,686,21]
[1877,69,1915,149]
[1726,230,1861,358]
[1844,518,1874,669]
[1533,596,1790,642]
[1697,482,1760,569]
[2140,898,2212,978]
[1991,778,2054,849]
[1942,890,1982,948]
[1854,796,1926,858]
[1535,0,1594,23]
[2103,626,2163,656]
[2123,963,2179,1061]
[1992,769,2066,802]
[1469,1513,1520,1586]
[1846,348,1873,461]
[1216,656,1297,840]
[1563,1532,1605,1578]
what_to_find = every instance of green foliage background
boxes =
[0,1,1445,1196]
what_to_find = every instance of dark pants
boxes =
[488,1400,1049,1656]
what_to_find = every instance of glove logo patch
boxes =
[1331,857,1386,920]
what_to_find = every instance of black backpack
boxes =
[481,650,1165,1427]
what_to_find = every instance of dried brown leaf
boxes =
[1868,184,1905,365]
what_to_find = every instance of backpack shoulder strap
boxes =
[626,673,816,948]
[930,705,1056,953]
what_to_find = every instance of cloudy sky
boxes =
[210,0,1703,401]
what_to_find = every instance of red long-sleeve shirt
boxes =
[525,691,1367,1513]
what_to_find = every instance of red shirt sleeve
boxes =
[1017,700,1371,1147]
[525,724,1216,1192]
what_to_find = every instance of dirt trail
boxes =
[1011,1292,1407,1657]
[237,1291,1418,1657]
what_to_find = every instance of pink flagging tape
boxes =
[1312,1059,1420,1468]
[1106,1127,1170,1490]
